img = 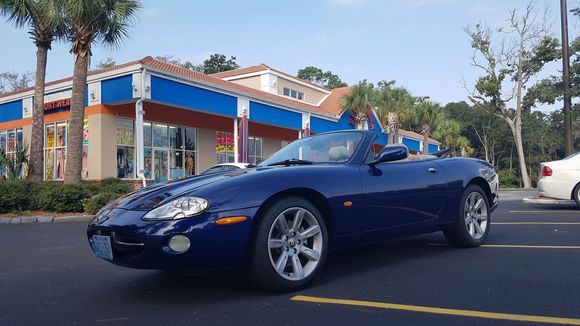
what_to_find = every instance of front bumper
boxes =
[87,206,259,270]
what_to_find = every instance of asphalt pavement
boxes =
[1,190,579,326]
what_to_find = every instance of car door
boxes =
[358,158,447,231]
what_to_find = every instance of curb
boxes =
[0,215,94,225]
[499,188,538,191]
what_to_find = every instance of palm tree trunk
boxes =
[394,128,399,144]
[64,54,89,184]
[28,45,49,182]
[422,132,429,155]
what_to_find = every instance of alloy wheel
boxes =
[464,192,488,240]
[267,207,323,281]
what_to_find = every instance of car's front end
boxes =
[87,206,257,270]
[87,174,259,271]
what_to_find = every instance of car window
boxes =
[260,132,363,165]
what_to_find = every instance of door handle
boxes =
[428,167,437,174]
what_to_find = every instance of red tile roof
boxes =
[318,86,351,116]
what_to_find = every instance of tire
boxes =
[572,184,580,207]
[444,184,490,248]
[247,197,328,292]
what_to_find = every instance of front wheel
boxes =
[444,184,490,247]
[247,197,328,292]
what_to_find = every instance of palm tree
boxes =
[374,81,415,144]
[340,80,375,130]
[432,119,472,156]
[63,0,141,183]
[0,0,64,182]
[414,100,443,155]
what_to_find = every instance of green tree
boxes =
[63,0,141,183]
[0,0,64,182]
[432,118,472,157]
[526,7,580,150]
[414,100,443,155]
[202,54,239,74]
[94,57,116,69]
[155,53,239,74]
[297,66,348,89]
[465,2,554,188]
[374,80,415,144]
[340,80,374,130]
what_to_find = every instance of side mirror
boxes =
[370,146,408,165]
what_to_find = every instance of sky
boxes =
[1,0,579,109]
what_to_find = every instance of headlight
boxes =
[143,197,208,220]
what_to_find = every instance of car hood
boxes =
[114,172,239,210]
[110,164,331,211]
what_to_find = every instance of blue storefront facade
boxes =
[0,56,439,183]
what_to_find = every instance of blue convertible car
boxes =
[88,130,499,291]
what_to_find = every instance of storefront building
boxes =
[0,57,440,183]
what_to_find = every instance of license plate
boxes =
[91,235,113,261]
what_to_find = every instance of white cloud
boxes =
[327,0,368,7]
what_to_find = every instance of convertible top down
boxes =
[88,130,499,291]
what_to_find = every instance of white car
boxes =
[200,163,250,175]
[538,152,580,204]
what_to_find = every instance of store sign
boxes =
[44,90,72,112]
[44,98,71,111]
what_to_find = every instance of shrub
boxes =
[499,169,520,188]
[0,180,38,213]
[99,178,132,195]
[38,183,93,212]
[83,192,121,215]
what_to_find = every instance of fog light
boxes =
[168,235,190,253]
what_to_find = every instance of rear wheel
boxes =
[444,184,490,247]
[247,197,328,291]
[572,183,580,207]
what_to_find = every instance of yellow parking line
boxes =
[291,295,580,325]
[493,222,580,225]
[481,244,580,249]
[509,210,580,213]
[427,243,580,249]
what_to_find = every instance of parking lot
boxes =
[1,190,579,325]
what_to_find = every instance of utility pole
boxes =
[561,0,574,155]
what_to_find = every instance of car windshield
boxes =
[259,132,363,166]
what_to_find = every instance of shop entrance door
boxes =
[154,149,168,183]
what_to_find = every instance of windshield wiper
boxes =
[266,159,314,166]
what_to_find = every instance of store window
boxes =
[44,121,88,180]
[0,128,24,177]
[116,118,135,179]
[126,120,197,182]
[248,136,263,164]
[216,131,235,164]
